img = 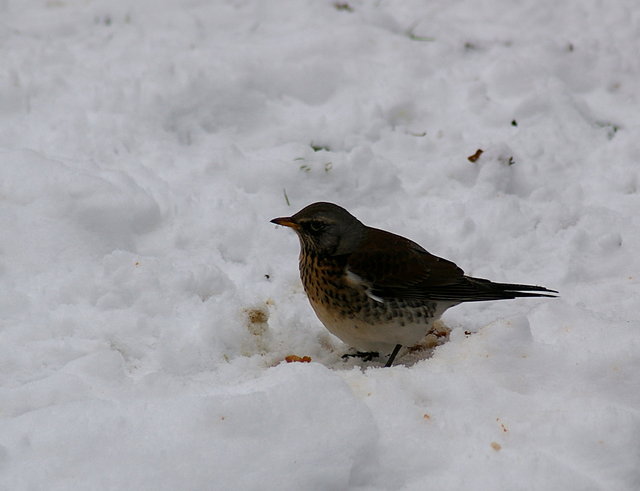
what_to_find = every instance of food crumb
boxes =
[285,355,312,363]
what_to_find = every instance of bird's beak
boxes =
[271,216,300,230]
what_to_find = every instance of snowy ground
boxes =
[2,0,640,489]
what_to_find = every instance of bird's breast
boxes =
[299,252,361,318]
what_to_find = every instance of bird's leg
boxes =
[385,344,403,367]
[341,351,379,362]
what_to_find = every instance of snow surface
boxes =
[1,0,640,489]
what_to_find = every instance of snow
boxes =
[1,0,639,489]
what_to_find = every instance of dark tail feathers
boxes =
[464,277,558,301]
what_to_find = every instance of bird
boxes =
[271,202,557,367]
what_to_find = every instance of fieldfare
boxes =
[271,202,556,367]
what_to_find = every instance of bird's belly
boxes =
[307,290,446,352]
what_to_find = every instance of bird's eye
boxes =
[307,221,326,233]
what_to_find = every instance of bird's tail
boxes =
[463,277,558,301]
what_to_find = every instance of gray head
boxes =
[271,202,366,256]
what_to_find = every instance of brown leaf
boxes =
[468,149,484,162]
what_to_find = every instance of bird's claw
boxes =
[341,351,380,362]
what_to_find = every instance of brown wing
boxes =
[346,227,467,301]
[347,227,557,302]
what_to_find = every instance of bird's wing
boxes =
[346,228,557,302]
[345,227,470,302]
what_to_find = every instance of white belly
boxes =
[309,295,452,353]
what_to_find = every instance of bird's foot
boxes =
[341,351,380,362]
[385,344,403,367]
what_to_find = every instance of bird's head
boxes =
[271,202,366,256]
